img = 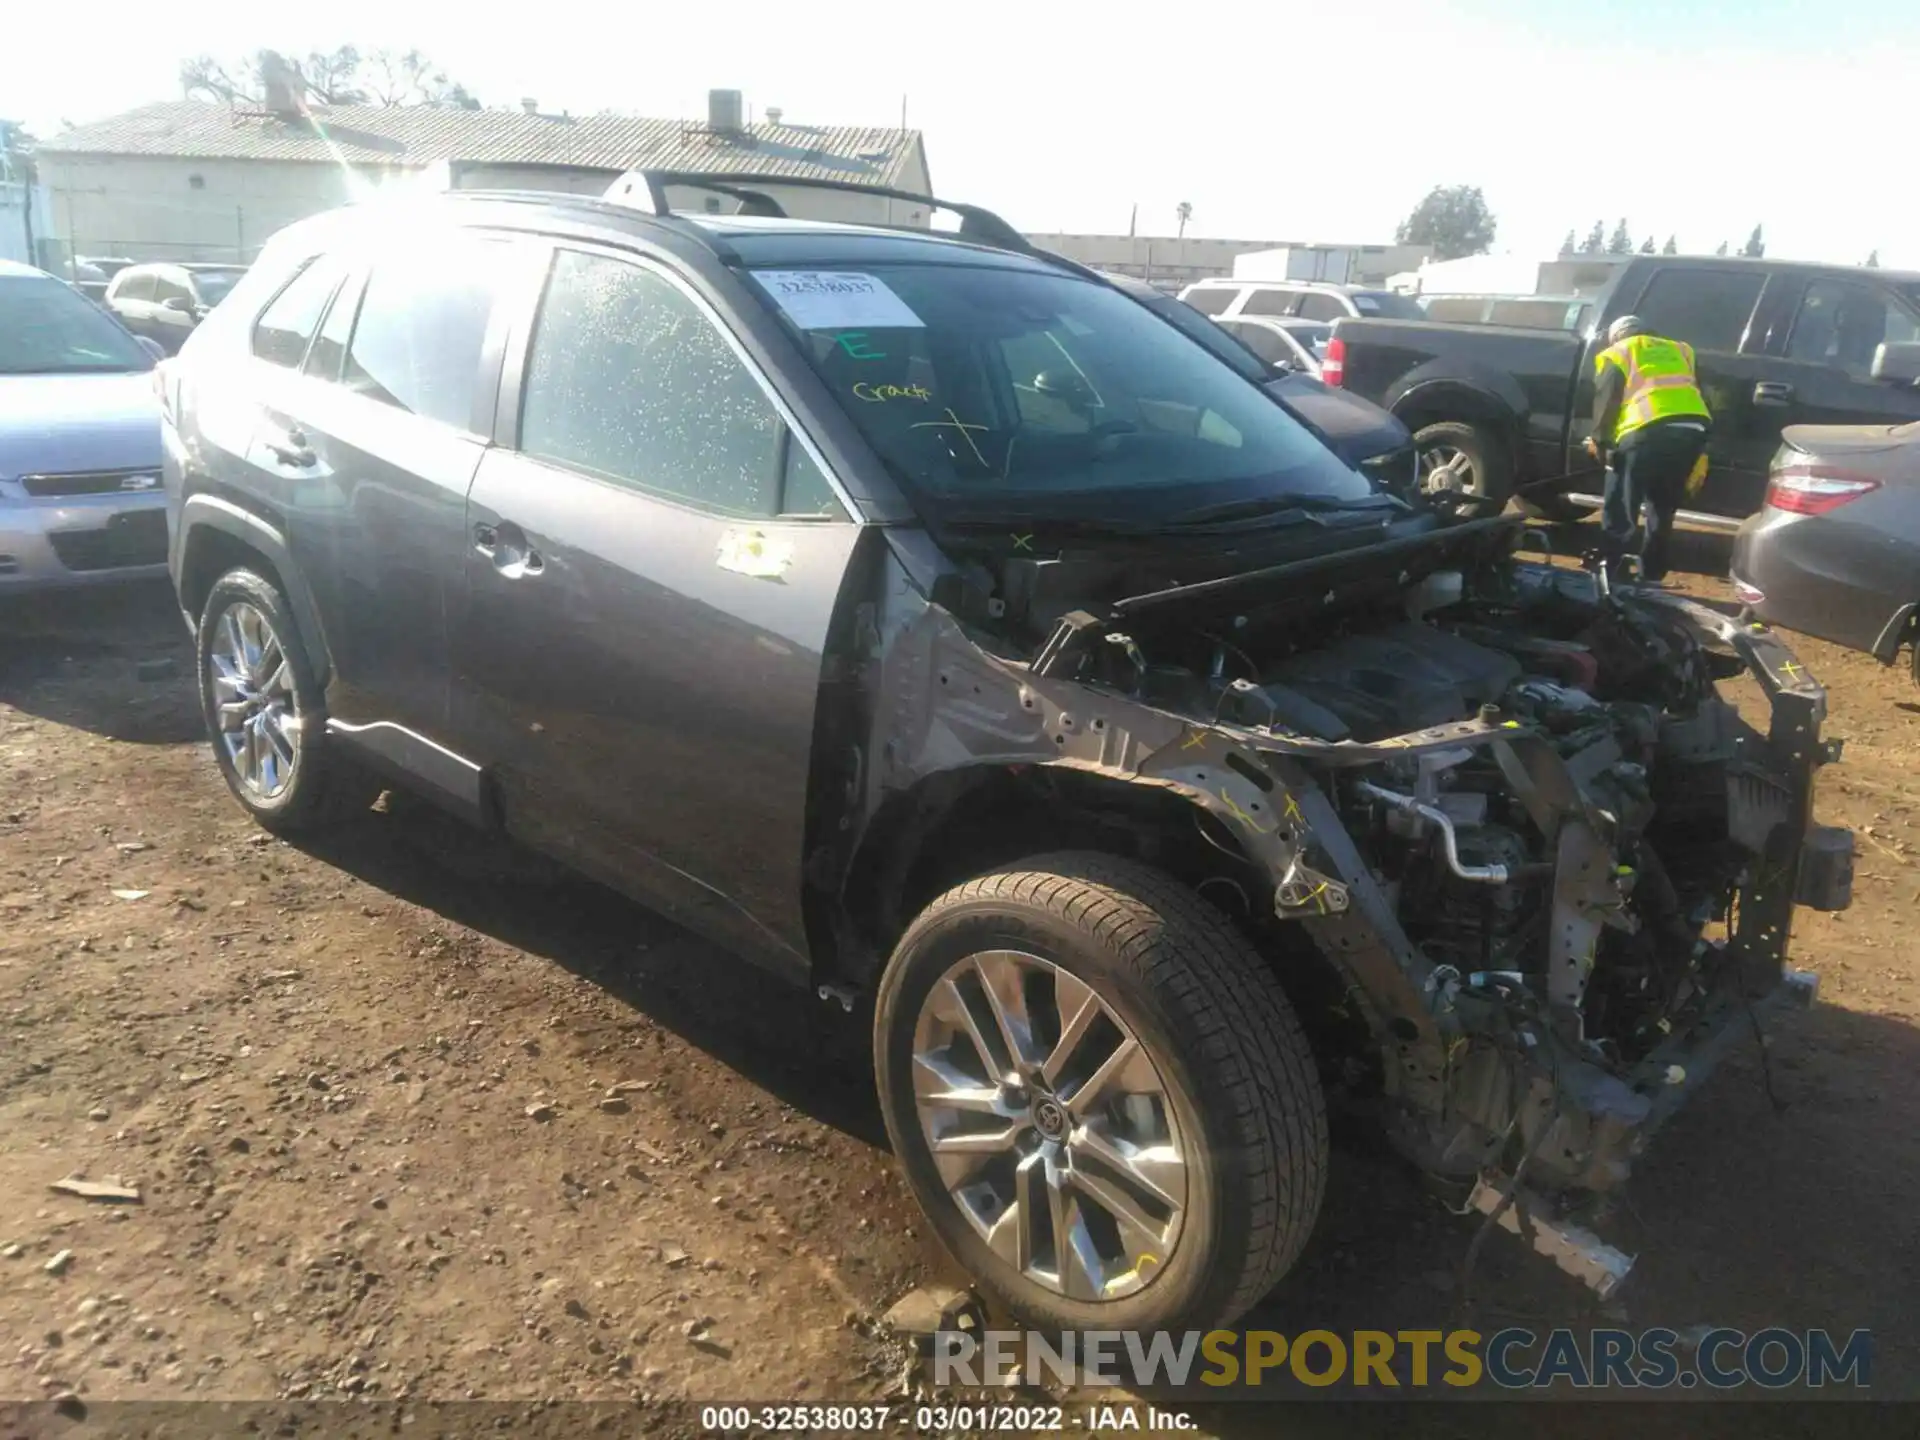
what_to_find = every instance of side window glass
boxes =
[520,249,782,517]
[153,274,190,305]
[1296,294,1345,321]
[1242,289,1296,317]
[780,439,848,518]
[251,256,345,369]
[1787,280,1920,378]
[306,273,363,381]
[1181,288,1233,316]
[1632,269,1765,353]
[1225,322,1289,365]
[342,240,502,430]
[118,272,156,302]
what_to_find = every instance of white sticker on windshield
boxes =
[754,271,925,330]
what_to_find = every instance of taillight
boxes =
[1321,335,1346,388]
[1765,466,1880,516]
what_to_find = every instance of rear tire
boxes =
[873,852,1327,1334]
[195,568,377,834]
[1413,420,1512,519]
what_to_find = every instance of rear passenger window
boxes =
[1632,269,1764,354]
[342,241,502,430]
[117,271,156,302]
[252,256,346,369]
[153,274,190,305]
[1296,294,1346,321]
[1786,280,1920,378]
[1181,288,1235,316]
[519,249,785,518]
[1242,289,1297,317]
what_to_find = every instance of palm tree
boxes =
[1175,202,1193,239]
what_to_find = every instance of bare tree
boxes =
[1175,201,1193,240]
[178,46,472,109]
[363,49,478,108]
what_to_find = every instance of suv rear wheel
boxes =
[874,852,1327,1334]
[195,568,375,832]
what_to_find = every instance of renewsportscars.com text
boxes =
[934,1327,1872,1391]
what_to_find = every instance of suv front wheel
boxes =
[874,853,1327,1334]
[195,567,374,832]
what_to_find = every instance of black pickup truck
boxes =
[1324,255,1920,522]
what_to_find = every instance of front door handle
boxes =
[473,522,498,555]
[1753,380,1795,407]
[264,425,315,467]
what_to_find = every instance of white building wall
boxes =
[35,154,435,264]
[39,136,935,263]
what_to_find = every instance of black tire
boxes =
[873,852,1327,1334]
[1413,420,1513,519]
[195,567,376,833]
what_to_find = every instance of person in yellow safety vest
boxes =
[1582,314,1712,585]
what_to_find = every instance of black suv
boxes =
[163,174,1851,1333]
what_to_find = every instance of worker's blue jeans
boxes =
[1601,421,1709,583]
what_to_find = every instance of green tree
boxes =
[1607,219,1633,255]
[1639,236,1656,254]
[1581,221,1606,255]
[1742,224,1766,258]
[1865,249,1880,268]
[1394,184,1497,260]
[1559,228,1577,255]
[1662,235,1678,255]
[1715,240,1730,256]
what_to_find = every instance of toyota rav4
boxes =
[161,173,1852,1334]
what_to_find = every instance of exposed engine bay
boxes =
[872,514,1853,1288]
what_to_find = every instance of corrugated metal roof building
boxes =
[34,97,933,265]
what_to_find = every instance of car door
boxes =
[238,235,523,812]
[151,270,197,354]
[1768,276,1920,434]
[451,243,865,978]
[1616,265,1778,515]
[109,269,155,339]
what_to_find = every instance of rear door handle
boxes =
[1752,380,1795,407]
[476,520,543,578]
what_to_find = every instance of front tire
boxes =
[874,853,1327,1334]
[196,568,374,833]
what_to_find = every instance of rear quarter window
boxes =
[1180,287,1236,316]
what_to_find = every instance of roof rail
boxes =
[603,169,1035,256]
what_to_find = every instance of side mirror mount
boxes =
[135,336,165,362]
[1270,358,1296,375]
[1871,342,1920,385]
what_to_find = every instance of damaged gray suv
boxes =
[162,173,1853,1334]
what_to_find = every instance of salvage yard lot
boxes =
[4,536,1920,1414]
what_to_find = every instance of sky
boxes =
[10,0,1917,269]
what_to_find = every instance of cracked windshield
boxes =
[2,0,1915,1432]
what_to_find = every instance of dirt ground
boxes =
[4,529,1918,1422]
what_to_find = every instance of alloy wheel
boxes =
[910,949,1188,1302]
[208,599,301,800]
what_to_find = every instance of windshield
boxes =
[1348,291,1426,320]
[0,274,153,376]
[191,270,245,304]
[752,263,1368,521]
